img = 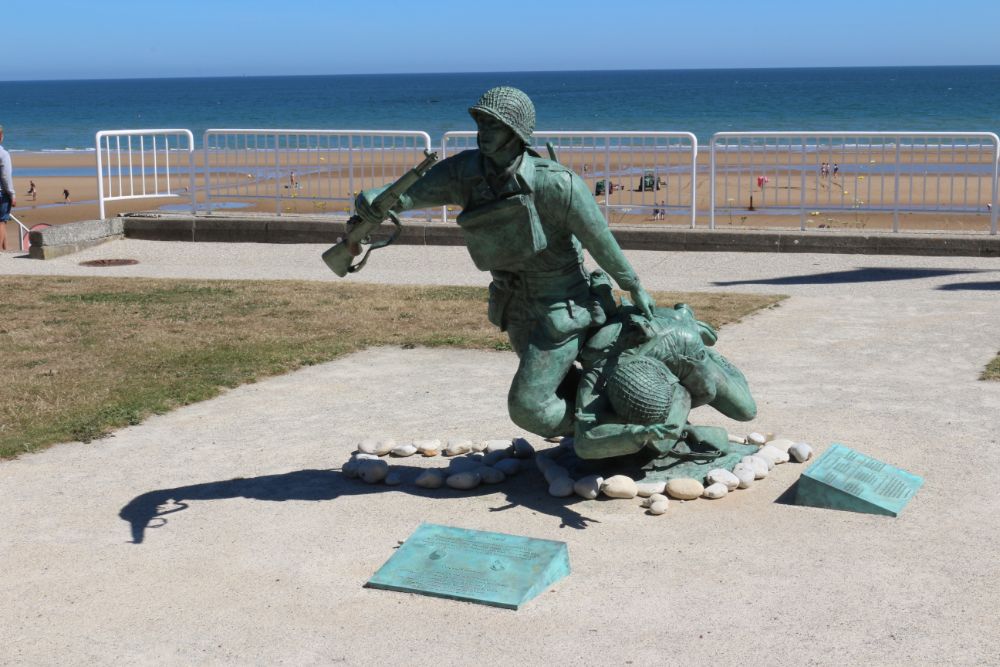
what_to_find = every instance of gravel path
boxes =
[2,241,999,665]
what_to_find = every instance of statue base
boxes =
[556,425,758,484]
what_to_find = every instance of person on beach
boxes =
[28,180,36,201]
[353,86,656,438]
[63,189,70,204]
[0,125,15,251]
[833,163,839,177]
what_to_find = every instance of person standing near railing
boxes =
[0,125,16,251]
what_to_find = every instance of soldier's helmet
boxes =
[606,355,679,425]
[469,86,535,145]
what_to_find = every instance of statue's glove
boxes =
[628,282,656,320]
[353,190,383,225]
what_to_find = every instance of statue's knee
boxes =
[507,391,568,438]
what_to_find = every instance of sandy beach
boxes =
[3,146,996,249]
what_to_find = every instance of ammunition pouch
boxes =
[457,194,546,271]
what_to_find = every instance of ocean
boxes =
[1,66,999,152]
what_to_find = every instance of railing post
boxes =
[991,138,999,235]
[800,136,807,230]
[689,138,697,228]
[893,137,901,232]
[96,133,106,220]
[708,136,716,229]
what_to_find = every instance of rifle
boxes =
[322,149,438,276]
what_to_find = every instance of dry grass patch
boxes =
[983,354,1000,381]
[0,276,784,459]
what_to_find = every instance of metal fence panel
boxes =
[709,132,1000,234]
[202,129,433,218]
[442,131,698,227]
[96,129,196,220]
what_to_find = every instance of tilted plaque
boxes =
[365,523,570,609]
[795,443,923,517]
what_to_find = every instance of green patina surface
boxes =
[557,425,757,483]
[366,523,570,610]
[795,443,924,517]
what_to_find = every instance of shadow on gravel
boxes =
[936,281,1000,291]
[119,466,600,544]
[714,267,991,287]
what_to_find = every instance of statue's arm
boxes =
[356,156,461,216]
[564,173,655,316]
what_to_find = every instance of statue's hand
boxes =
[629,284,656,319]
[353,190,382,225]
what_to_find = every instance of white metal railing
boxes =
[8,213,29,252]
[709,132,1000,234]
[96,129,196,220]
[442,131,698,227]
[202,129,434,218]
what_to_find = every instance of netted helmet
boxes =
[606,356,679,425]
[469,86,535,145]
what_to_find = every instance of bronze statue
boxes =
[345,86,655,438]
[323,87,756,471]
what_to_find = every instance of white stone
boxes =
[732,464,755,489]
[759,444,789,464]
[493,458,521,476]
[702,482,729,499]
[767,438,796,453]
[601,475,638,499]
[374,439,396,456]
[647,499,670,515]
[357,439,381,455]
[740,455,769,479]
[548,477,575,497]
[414,439,441,456]
[573,475,603,500]
[485,439,513,454]
[447,456,481,473]
[390,443,418,457]
[511,438,535,459]
[727,433,747,444]
[544,465,570,485]
[415,470,445,489]
[789,442,814,463]
[482,450,509,466]
[641,493,668,508]
[353,452,379,461]
[469,440,488,453]
[747,432,767,446]
[446,471,482,490]
[635,480,667,497]
[478,466,506,484]
[384,471,402,486]
[357,459,389,484]
[665,478,704,500]
[443,439,472,456]
[706,468,740,491]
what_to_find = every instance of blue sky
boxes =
[6,0,998,80]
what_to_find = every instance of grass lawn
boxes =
[0,276,784,459]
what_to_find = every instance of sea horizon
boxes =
[2,65,998,151]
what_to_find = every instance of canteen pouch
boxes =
[457,194,546,271]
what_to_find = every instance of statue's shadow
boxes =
[120,463,601,544]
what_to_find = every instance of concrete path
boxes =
[2,241,999,665]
